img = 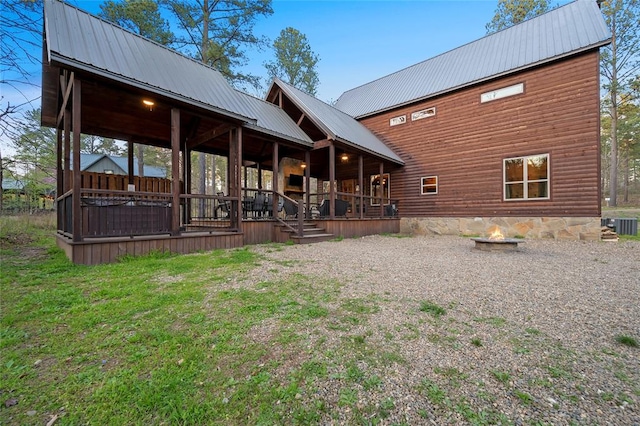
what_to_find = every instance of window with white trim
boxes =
[504,154,549,200]
[421,176,438,194]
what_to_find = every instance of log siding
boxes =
[360,51,602,218]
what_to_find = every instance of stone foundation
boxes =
[400,217,601,241]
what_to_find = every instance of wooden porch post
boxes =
[329,143,336,219]
[171,108,181,235]
[272,142,279,218]
[71,79,82,242]
[236,128,243,231]
[127,141,134,187]
[229,127,243,231]
[184,146,191,226]
[358,154,364,219]
[228,133,236,227]
[64,109,71,192]
[305,150,311,219]
[56,122,62,203]
[379,162,385,217]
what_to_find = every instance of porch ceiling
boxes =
[41,66,312,167]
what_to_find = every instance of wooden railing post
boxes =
[297,199,304,237]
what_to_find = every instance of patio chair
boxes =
[317,199,349,218]
[384,203,398,217]
[335,199,349,217]
[216,192,231,218]
[252,192,266,218]
[266,194,283,218]
[283,198,298,219]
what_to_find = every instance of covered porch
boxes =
[41,0,403,264]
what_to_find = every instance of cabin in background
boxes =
[334,0,610,240]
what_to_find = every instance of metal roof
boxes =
[72,154,167,177]
[334,0,611,118]
[231,91,313,146]
[43,0,312,146]
[270,79,404,165]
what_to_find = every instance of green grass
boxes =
[419,300,446,318]
[615,334,639,347]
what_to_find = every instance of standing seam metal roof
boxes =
[334,0,611,118]
[270,79,404,165]
[43,0,313,147]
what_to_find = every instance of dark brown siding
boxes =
[360,51,601,217]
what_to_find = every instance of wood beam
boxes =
[272,142,279,218]
[72,79,82,242]
[297,113,306,126]
[127,142,134,186]
[186,123,234,149]
[56,122,62,203]
[56,72,74,127]
[358,154,364,219]
[305,151,311,219]
[235,127,243,231]
[379,162,385,217]
[329,144,336,219]
[63,109,71,192]
[313,139,333,150]
[171,108,181,235]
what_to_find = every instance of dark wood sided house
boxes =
[41,0,611,264]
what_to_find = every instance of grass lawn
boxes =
[1,214,638,425]
[2,216,347,425]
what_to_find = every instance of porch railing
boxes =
[80,189,172,237]
[56,187,399,240]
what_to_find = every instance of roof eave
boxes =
[49,53,257,125]
[243,123,314,148]
[334,136,404,166]
[353,41,611,120]
[273,79,337,140]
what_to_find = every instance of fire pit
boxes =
[471,228,523,252]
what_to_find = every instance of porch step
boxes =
[278,221,335,243]
[290,233,336,244]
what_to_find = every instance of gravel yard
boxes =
[250,235,640,425]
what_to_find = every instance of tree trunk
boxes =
[608,16,618,207]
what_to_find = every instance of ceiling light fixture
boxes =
[301,163,306,169]
[341,153,349,162]
[142,99,155,111]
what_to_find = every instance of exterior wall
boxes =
[400,216,601,241]
[360,51,602,219]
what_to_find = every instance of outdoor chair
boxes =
[384,203,398,217]
[266,194,283,218]
[283,198,298,219]
[216,192,231,218]
[252,192,266,218]
[317,199,349,218]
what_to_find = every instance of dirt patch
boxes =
[0,233,34,249]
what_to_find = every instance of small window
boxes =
[504,154,549,200]
[421,176,438,194]
[481,83,524,103]
[411,107,436,121]
[390,115,406,126]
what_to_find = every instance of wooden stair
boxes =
[280,221,335,244]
